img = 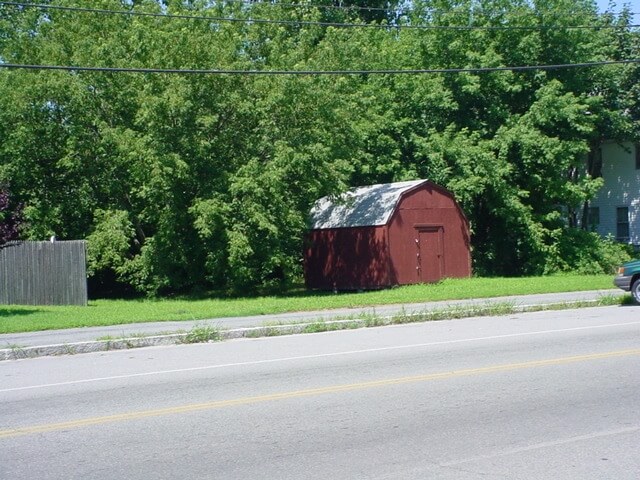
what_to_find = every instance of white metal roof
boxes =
[309,179,428,229]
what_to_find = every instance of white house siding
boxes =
[590,141,640,246]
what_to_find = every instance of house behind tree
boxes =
[588,142,640,248]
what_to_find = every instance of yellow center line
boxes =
[2,348,639,440]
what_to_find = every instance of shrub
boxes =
[545,228,632,275]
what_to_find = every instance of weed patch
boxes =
[182,324,221,344]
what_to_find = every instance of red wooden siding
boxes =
[387,184,471,285]
[304,226,393,290]
[304,181,471,290]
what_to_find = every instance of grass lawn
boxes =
[0,275,617,334]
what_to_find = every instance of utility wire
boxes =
[2,0,635,16]
[1,2,638,31]
[227,0,396,13]
[1,59,638,75]
[228,0,639,17]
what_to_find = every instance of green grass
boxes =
[0,275,617,334]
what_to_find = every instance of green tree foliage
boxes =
[0,0,637,294]
[0,186,23,246]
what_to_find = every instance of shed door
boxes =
[416,226,444,283]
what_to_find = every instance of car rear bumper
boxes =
[614,275,632,291]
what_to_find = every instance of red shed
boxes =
[304,179,471,290]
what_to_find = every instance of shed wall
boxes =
[388,185,471,284]
[304,226,393,289]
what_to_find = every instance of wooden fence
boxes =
[0,241,88,306]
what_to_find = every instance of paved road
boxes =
[1,305,639,479]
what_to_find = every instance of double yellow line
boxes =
[2,348,639,440]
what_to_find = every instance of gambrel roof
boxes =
[309,179,428,229]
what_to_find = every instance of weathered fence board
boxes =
[0,241,88,306]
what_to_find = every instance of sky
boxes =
[595,0,640,14]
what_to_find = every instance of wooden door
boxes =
[416,226,444,283]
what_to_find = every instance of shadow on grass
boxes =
[179,288,363,303]
[0,307,43,317]
[618,295,638,307]
[90,281,356,302]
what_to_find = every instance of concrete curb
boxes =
[0,297,621,361]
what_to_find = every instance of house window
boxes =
[587,207,600,231]
[617,207,630,241]
[589,147,603,178]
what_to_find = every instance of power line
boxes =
[1,2,638,31]
[1,59,638,75]
[250,0,638,16]
[0,1,394,29]
[3,0,636,17]
[230,0,396,13]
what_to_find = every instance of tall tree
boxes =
[0,0,635,292]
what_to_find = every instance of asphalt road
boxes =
[1,305,639,479]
